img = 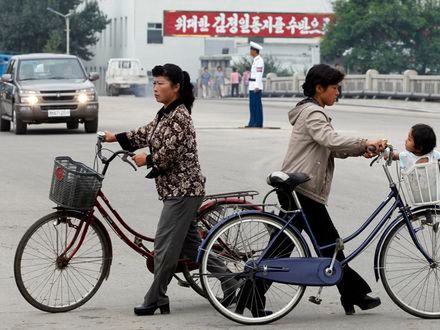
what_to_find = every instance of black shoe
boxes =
[341,295,381,315]
[134,303,170,316]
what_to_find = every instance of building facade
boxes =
[86,0,333,94]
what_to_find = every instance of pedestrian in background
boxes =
[200,67,211,98]
[241,66,251,97]
[230,67,241,97]
[213,66,225,98]
[246,42,264,127]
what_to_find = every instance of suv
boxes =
[0,53,99,134]
[105,58,147,97]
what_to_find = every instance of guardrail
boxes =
[261,70,440,101]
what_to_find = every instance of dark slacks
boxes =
[277,191,372,300]
[231,83,239,97]
[248,90,263,127]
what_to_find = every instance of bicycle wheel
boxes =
[199,213,308,325]
[183,201,256,298]
[379,207,440,318]
[14,211,111,312]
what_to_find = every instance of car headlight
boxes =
[77,88,96,103]
[19,90,39,105]
[22,95,39,105]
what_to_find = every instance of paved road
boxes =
[1,96,439,329]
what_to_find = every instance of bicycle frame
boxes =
[260,163,435,272]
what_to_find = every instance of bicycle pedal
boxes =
[177,280,190,288]
[308,296,322,305]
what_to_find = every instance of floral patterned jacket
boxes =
[116,99,205,200]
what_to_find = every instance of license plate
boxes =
[48,109,71,117]
[120,84,130,88]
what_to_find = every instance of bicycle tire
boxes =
[199,213,308,325]
[379,207,440,318]
[183,201,257,298]
[14,211,111,313]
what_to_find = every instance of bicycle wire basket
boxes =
[400,161,440,206]
[49,156,104,210]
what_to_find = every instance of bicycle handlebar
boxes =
[369,143,394,167]
[96,131,137,172]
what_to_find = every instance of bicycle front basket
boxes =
[401,162,440,206]
[49,156,104,210]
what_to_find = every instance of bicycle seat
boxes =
[266,171,310,190]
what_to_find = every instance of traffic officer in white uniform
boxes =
[247,41,264,128]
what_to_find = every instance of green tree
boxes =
[321,0,440,74]
[0,0,108,60]
[233,54,293,77]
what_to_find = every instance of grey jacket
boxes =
[281,101,367,204]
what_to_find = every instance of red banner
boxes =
[164,11,333,38]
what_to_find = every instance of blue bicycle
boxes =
[197,145,440,325]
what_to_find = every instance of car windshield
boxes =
[18,58,86,81]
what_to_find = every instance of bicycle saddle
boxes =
[266,171,310,190]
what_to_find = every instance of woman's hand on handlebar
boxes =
[102,131,117,143]
[131,153,147,167]
[364,139,387,158]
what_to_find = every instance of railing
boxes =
[260,70,440,101]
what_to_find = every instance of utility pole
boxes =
[47,7,73,54]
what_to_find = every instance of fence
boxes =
[261,70,440,101]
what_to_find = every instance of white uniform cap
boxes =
[250,41,263,50]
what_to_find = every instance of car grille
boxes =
[40,90,77,102]
[41,104,78,111]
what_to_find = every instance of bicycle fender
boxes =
[197,210,311,263]
[373,205,439,281]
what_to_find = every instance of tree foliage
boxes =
[233,54,293,77]
[321,0,440,74]
[0,0,108,60]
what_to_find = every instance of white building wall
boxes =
[87,0,333,94]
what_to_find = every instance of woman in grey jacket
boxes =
[280,64,384,315]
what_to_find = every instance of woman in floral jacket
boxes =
[103,63,205,316]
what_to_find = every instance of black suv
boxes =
[0,53,99,134]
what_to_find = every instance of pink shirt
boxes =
[230,72,240,84]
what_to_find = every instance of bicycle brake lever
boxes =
[369,155,380,167]
[122,153,137,171]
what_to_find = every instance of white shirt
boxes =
[399,150,440,172]
[248,55,264,91]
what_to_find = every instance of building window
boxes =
[147,23,163,44]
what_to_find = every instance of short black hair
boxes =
[411,123,437,154]
[302,64,345,97]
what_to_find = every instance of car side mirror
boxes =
[89,72,100,81]
[1,74,13,83]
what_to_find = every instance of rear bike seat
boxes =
[267,171,310,190]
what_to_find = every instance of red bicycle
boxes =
[13,133,259,313]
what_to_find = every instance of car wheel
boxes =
[13,111,27,135]
[84,118,98,133]
[66,120,79,130]
[110,86,119,97]
[0,117,10,132]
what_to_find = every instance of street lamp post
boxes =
[47,7,73,54]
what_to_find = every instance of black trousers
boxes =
[279,191,372,300]
[236,191,371,312]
